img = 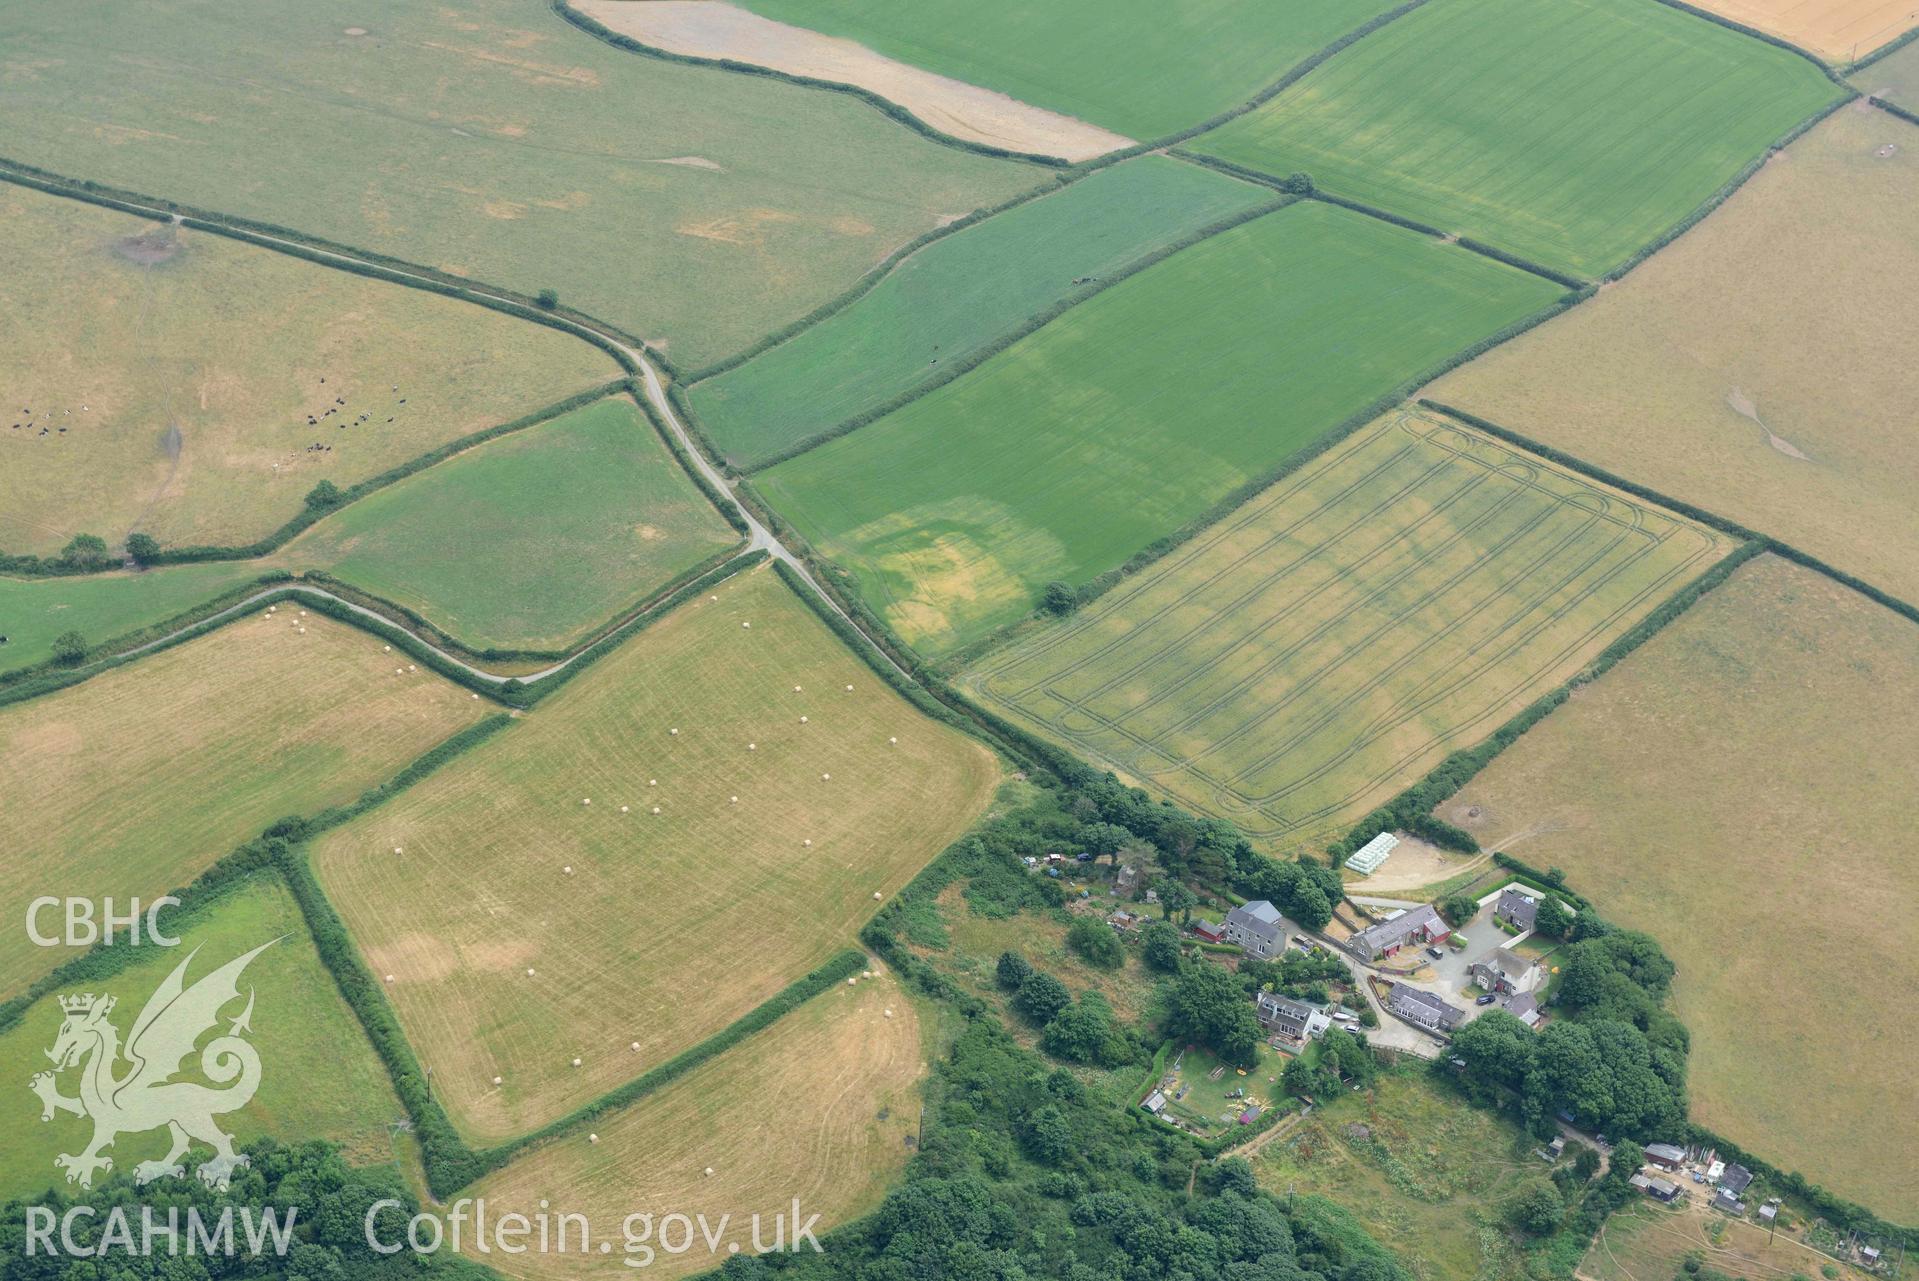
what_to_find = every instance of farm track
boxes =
[17,203,904,689]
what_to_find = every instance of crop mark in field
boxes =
[969,413,1723,842]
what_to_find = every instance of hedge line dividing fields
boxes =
[686,156,1280,469]
[959,409,1731,849]
[1189,0,1848,279]
[757,200,1563,657]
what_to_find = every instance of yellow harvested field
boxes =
[1446,556,1919,1219]
[470,973,923,1281]
[0,609,488,992]
[1434,107,1919,606]
[0,182,614,556]
[1681,0,1915,61]
[309,567,998,1144]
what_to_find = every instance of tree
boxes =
[1165,960,1262,1067]
[1535,896,1574,938]
[1281,171,1315,195]
[1157,879,1197,924]
[1021,1104,1073,1165]
[1141,922,1182,973]
[535,287,560,309]
[1066,916,1124,970]
[1450,1009,1537,1092]
[124,532,161,564]
[1041,580,1079,615]
[1012,971,1070,1025]
[1505,1180,1564,1235]
[1572,1144,1602,1182]
[304,478,344,509]
[996,951,1033,991]
[51,630,88,665]
[1439,893,1479,927]
[1042,994,1134,1067]
[1288,880,1334,932]
[59,533,111,569]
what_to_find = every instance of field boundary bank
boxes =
[0,550,769,715]
[549,0,1072,168]
[1871,94,1919,126]
[0,381,629,578]
[677,0,1435,388]
[726,194,1295,475]
[1171,154,1594,290]
[1643,0,1858,76]
[1849,22,1919,72]
[1419,400,1919,628]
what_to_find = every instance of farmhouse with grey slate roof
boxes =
[1224,899,1286,958]
[1387,982,1464,1033]
[1493,886,1540,932]
[1347,904,1448,960]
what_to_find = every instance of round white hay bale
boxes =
[493,1076,503,1085]
[269,605,277,613]
[748,742,757,751]
[730,795,738,804]
[845,684,854,692]
[799,716,809,724]
[872,892,882,900]
[710,595,718,602]
[393,846,403,854]
[670,728,679,736]
[822,772,831,781]
[582,798,591,806]
[563,865,573,875]
[526,968,536,977]
[884,1009,894,1019]
[631,1041,640,1052]
[847,977,857,986]
[298,627,306,634]
[621,805,630,813]
[571,1057,582,1068]
[396,668,404,674]
[651,805,661,815]
[472,693,480,699]
[793,685,802,692]
[742,622,751,629]
[704,1167,714,1177]
[802,838,813,848]
[862,971,873,979]
[589,1133,599,1144]
[649,779,657,786]
[384,974,394,983]
[407,664,415,672]
[889,736,898,745]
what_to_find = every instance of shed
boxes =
[1192,920,1228,944]
[1645,1142,1686,1170]
[1719,1163,1754,1195]
[1142,1091,1166,1115]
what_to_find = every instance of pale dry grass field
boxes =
[309,567,998,1144]
[1434,107,1919,606]
[1448,556,1919,1219]
[0,608,488,992]
[469,972,923,1281]
[0,182,613,556]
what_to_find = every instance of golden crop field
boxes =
[309,567,997,1143]
[1447,556,1919,1219]
[468,973,923,1281]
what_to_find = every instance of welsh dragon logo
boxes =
[29,941,274,1191]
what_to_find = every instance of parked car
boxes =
[1426,946,1445,960]
[1075,852,1096,862]
[1476,993,1497,1005]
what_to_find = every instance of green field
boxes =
[0,877,410,1202]
[0,0,1035,370]
[1252,1071,1543,1281]
[309,567,999,1144]
[0,562,274,676]
[962,411,1729,848]
[1447,556,1919,1219]
[0,609,488,991]
[282,397,740,652]
[1191,0,1846,278]
[1435,109,1919,609]
[1856,38,1919,102]
[759,201,1561,654]
[688,157,1278,467]
[734,0,1406,140]
[0,181,614,558]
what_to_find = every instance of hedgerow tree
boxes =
[1011,970,1070,1025]
[1536,895,1574,938]
[1041,580,1079,615]
[125,532,161,564]
[1066,916,1124,970]
[59,533,111,569]
[304,479,343,509]
[51,630,87,664]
